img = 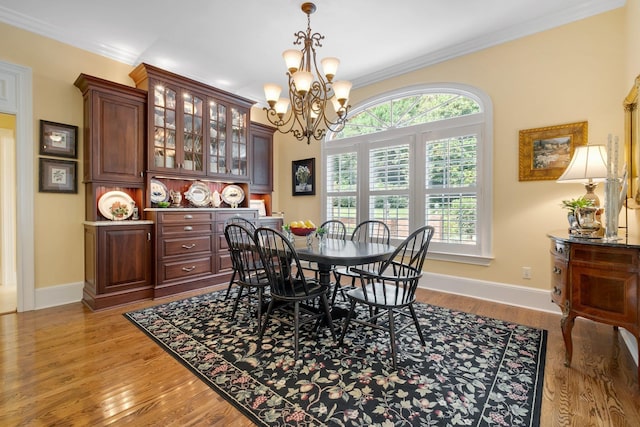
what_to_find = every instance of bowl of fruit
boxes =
[289,220,317,236]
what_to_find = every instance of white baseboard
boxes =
[419,271,560,314]
[419,272,638,368]
[34,281,83,310]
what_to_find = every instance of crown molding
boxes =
[352,0,626,89]
[0,5,139,64]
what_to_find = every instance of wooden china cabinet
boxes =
[76,65,279,309]
[75,74,154,310]
[129,63,254,180]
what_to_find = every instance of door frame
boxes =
[0,60,34,311]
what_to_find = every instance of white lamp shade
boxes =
[332,80,352,102]
[321,57,339,79]
[274,98,290,115]
[557,144,608,183]
[283,49,303,73]
[292,71,313,94]
[263,83,282,103]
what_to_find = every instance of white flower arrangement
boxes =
[296,165,311,184]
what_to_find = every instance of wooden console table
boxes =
[548,231,640,382]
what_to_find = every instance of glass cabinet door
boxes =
[153,84,177,170]
[229,107,248,176]
[209,100,227,174]
[182,92,204,172]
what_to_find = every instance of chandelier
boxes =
[263,2,352,144]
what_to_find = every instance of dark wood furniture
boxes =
[296,239,396,290]
[148,208,258,298]
[548,232,640,382]
[76,66,277,309]
[250,122,275,193]
[75,74,153,309]
[129,63,254,180]
[83,222,153,310]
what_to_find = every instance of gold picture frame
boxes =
[518,121,588,181]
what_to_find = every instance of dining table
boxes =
[295,238,396,291]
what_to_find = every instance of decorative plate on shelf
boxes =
[98,191,134,221]
[185,181,211,207]
[150,179,169,204]
[221,184,245,207]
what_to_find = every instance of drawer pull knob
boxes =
[182,244,196,249]
[182,265,196,272]
[184,226,193,231]
[184,214,193,219]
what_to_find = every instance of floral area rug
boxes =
[124,289,546,426]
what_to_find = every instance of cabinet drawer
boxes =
[157,211,215,223]
[550,256,568,306]
[218,251,233,273]
[216,211,257,224]
[160,256,215,281]
[550,240,569,260]
[160,222,214,236]
[162,235,213,257]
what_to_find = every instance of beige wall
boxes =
[275,6,632,292]
[0,23,133,289]
[0,3,636,296]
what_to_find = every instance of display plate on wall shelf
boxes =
[221,184,245,207]
[98,191,134,220]
[150,179,169,204]
[185,181,211,207]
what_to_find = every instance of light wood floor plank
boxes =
[1,285,638,426]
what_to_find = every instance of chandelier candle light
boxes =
[264,2,352,144]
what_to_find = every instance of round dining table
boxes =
[295,238,396,289]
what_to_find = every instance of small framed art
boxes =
[39,158,78,193]
[292,158,316,196]
[518,121,588,181]
[40,120,78,158]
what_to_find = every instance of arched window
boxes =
[322,84,493,265]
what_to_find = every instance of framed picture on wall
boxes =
[292,158,315,196]
[39,158,77,193]
[39,120,78,158]
[518,121,588,181]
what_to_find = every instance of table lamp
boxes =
[557,144,608,207]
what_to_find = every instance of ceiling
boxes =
[0,0,625,105]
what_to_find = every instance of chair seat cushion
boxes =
[346,282,413,307]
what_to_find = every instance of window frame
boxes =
[321,84,493,265]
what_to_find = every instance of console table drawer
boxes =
[571,244,639,269]
[550,257,568,306]
[550,240,569,260]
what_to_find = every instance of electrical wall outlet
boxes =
[522,267,532,279]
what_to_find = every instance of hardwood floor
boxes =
[1,285,639,426]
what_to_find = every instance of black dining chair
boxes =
[332,220,390,304]
[338,225,435,370]
[223,216,258,300]
[300,219,347,279]
[224,223,269,326]
[255,227,336,359]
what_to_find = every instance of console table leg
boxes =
[561,312,576,367]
